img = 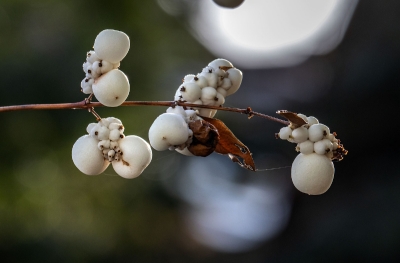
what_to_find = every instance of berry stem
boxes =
[0,100,289,125]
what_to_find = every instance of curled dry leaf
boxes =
[202,117,256,171]
[276,110,307,129]
[188,119,219,157]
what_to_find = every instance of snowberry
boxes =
[86,51,100,64]
[93,29,130,64]
[97,126,110,140]
[86,123,97,134]
[208,58,233,70]
[291,153,334,195]
[297,140,314,154]
[112,136,152,179]
[199,67,218,87]
[214,92,225,106]
[108,122,123,131]
[72,135,109,175]
[148,113,190,151]
[220,78,232,89]
[110,141,119,150]
[98,140,110,150]
[192,75,208,88]
[106,117,122,125]
[291,126,308,143]
[314,139,333,155]
[92,69,130,107]
[201,86,218,101]
[183,74,195,83]
[179,83,202,102]
[109,129,122,141]
[307,116,319,126]
[278,126,292,140]
[226,68,243,96]
[81,78,94,94]
[308,124,330,142]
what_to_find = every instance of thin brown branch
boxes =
[0,100,289,125]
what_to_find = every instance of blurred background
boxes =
[0,0,399,262]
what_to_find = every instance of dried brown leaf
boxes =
[276,110,307,128]
[202,117,256,171]
[188,119,219,157]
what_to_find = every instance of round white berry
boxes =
[93,29,130,63]
[72,135,109,175]
[179,83,202,102]
[86,123,97,134]
[192,75,208,88]
[97,126,110,140]
[291,126,308,143]
[291,153,334,195]
[183,74,195,83]
[220,78,232,90]
[214,92,225,106]
[278,126,292,140]
[308,124,330,142]
[307,116,319,126]
[148,113,190,151]
[86,51,100,64]
[98,140,111,150]
[92,69,130,107]
[297,140,314,154]
[201,86,218,101]
[112,135,152,179]
[199,68,218,87]
[314,139,333,155]
[109,129,122,141]
[106,117,122,125]
[208,58,233,70]
[226,68,243,96]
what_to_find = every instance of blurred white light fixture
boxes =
[191,0,358,68]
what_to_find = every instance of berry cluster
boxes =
[276,113,347,195]
[86,117,126,162]
[72,117,152,179]
[80,29,130,107]
[72,30,151,179]
[149,59,242,156]
[174,58,242,118]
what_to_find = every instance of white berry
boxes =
[314,139,333,155]
[148,113,190,151]
[72,135,109,175]
[92,69,130,107]
[297,140,314,154]
[291,126,308,143]
[93,29,130,63]
[112,136,152,179]
[278,126,292,140]
[308,124,330,142]
[291,153,334,195]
